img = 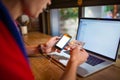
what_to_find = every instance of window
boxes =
[50,7,78,39]
[82,5,120,19]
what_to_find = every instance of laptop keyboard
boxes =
[86,55,105,66]
[62,50,105,66]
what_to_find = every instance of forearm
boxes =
[25,45,39,55]
[60,61,78,80]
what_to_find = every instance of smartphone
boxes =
[55,34,72,50]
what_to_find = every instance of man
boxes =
[0,0,88,80]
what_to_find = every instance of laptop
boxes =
[50,18,120,77]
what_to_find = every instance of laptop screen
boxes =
[76,18,120,60]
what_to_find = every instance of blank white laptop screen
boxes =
[76,18,120,60]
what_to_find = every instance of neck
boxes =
[2,0,23,20]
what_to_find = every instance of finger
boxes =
[56,36,61,40]
[52,36,60,41]
[64,46,70,50]
[80,48,87,52]
[55,49,61,53]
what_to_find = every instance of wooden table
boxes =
[23,32,120,80]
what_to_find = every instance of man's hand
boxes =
[41,36,60,53]
[69,47,89,66]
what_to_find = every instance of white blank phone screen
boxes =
[56,36,70,49]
